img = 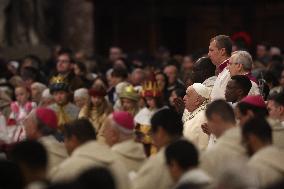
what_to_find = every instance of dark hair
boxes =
[155,71,169,91]
[111,65,128,79]
[257,41,270,51]
[22,54,42,69]
[9,140,48,170]
[0,160,24,189]
[76,167,116,189]
[173,87,186,98]
[268,92,284,106]
[210,35,232,56]
[151,108,183,137]
[206,100,235,124]
[20,66,39,81]
[58,48,74,63]
[262,71,279,88]
[242,117,272,143]
[192,57,216,83]
[165,140,199,171]
[75,62,87,74]
[176,183,206,189]
[237,102,268,118]
[231,75,252,96]
[64,119,96,143]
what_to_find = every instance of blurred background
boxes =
[0,0,284,60]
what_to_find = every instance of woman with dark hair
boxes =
[73,62,92,88]
[155,71,170,104]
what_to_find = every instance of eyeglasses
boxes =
[228,61,239,66]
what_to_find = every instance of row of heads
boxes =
[49,75,164,100]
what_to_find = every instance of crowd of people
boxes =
[0,34,284,189]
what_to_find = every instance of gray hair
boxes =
[31,82,47,92]
[231,50,253,71]
[74,88,89,99]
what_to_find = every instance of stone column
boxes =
[61,0,95,55]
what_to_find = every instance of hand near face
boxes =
[173,97,185,114]
[201,123,211,135]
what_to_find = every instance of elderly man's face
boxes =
[103,117,119,146]
[31,85,42,101]
[183,86,200,112]
[228,55,242,76]
[23,113,38,140]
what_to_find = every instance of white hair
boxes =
[41,89,53,99]
[231,50,253,72]
[31,82,47,92]
[74,88,89,99]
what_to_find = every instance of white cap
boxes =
[74,88,89,99]
[190,83,210,99]
[31,82,47,92]
[41,89,53,99]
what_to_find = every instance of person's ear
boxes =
[279,105,284,115]
[220,47,226,56]
[237,64,243,72]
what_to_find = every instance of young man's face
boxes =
[167,160,182,183]
[267,100,283,120]
[121,98,136,112]
[225,80,239,103]
[56,54,72,74]
[53,91,68,105]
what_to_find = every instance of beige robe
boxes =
[248,146,284,187]
[268,118,284,149]
[112,139,146,174]
[79,105,112,143]
[175,168,212,189]
[51,141,129,189]
[210,66,260,101]
[38,135,68,175]
[210,68,231,101]
[132,147,174,189]
[183,105,209,152]
[200,127,248,178]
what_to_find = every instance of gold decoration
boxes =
[141,80,162,97]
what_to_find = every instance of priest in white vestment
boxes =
[183,83,210,152]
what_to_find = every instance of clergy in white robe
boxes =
[183,83,210,152]
[242,117,284,187]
